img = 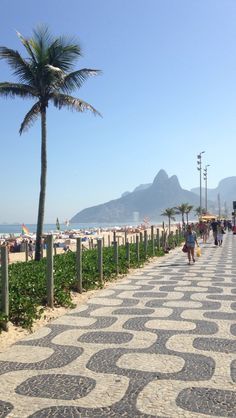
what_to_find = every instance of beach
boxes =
[4,224,181,264]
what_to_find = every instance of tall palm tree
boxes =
[0,27,101,260]
[174,203,188,226]
[161,208,176,234]
[185,205,194,224]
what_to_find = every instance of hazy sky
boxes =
[1,0,236,223]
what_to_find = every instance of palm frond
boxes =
[0,47,35,85]
[0,82,37,98]
[161,208,176,215]
[60,69,101,93]
[31,25,54,64]
[51,93,102,116]
[26,27,83,80]
[174,203,189,213]
[30,27,82,72]
[19,101,41,134]
[16,31,37,65]
[186,205,194,213]
[47,38,82,72]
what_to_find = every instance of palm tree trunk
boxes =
[168,217,171,235]
[35,108,47,261]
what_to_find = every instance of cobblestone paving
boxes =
[0,233,236,417]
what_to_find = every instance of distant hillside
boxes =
[71,169,200,223]
[121,183,151,197]
[191,176,236,213]
[133,183,151,192]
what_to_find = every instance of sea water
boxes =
[0,222,140,236]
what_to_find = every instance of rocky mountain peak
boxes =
[169,175,181,189]
[70,169,202,223]
[152,169,169,186]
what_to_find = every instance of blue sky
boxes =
[1,0,236,223]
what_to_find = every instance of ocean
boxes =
[0,222,139,236]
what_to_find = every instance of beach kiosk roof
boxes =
[201,214,216,221]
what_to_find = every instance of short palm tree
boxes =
[195,206,202,218]
[185,205,194,224]
[174,203,188,226]
[0,27,101,260]
[161,208,176,234]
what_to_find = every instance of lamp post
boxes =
[197,151,205,218]
[203,164,210,213]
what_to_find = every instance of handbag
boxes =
[182,243,188,253]
[196,246,201,257]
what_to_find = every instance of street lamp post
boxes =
[197,151,205,218]
[203,164,210,213]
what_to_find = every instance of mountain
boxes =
[191,176,236,213]
[122,183,151,197]
[133,183,151,192]
[71,169,200,223]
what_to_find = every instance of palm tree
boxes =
[195,206,201,219]
[185,205,194,224]
[0,27,101,260]
[174,203,188,226]
[161,208,176,234]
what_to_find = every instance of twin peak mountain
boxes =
[71,169,200,223]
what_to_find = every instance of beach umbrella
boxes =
[22,224,30,235]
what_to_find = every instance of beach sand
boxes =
[8,225,180,264]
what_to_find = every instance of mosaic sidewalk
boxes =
[0,233,236,417]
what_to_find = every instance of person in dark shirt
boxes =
[28,240,34,259]
[211,220,218,245]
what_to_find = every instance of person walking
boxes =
[28,240,34,259]
[199,221,208,243]
[184,224,198,265]
[211,219,218,245]
[217,223,225,246]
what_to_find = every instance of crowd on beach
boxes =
[0,226,144,263]
[0,218,233,265]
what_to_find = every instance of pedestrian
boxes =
[211,219,218,245]
[198,220,205,239]
[184,224,198,265]
[28,240,34,259]
[217,224,225,246]
[199,221,208,243]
